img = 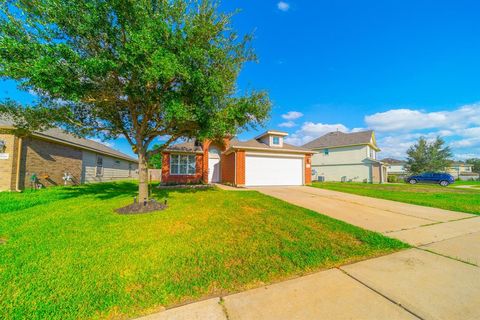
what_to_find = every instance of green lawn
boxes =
[0,182,406,319]
[312,182,480,215]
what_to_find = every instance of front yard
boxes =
[312,182,480,215]
[0,182,406,319]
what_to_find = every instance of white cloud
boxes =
[279,121,297,128]
[277,1,290,11]
[285,122,349,146]
[362,104,480,160]
[365,104,480,132]
[281,111,303,120]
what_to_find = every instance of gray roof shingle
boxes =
[164,140,203,153]
[302,130,375,150]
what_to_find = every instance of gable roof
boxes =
[382,158,406,164]
[302,130,378,150]
[0,118,137,162]
[229,138,312,154]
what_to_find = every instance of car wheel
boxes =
[409,179,417,184]
[439,180,449,187]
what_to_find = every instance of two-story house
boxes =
[302,130,386,183]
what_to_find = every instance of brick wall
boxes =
[161,153,204,184]
[19,137,83,189]
[221,152,236,184]
[305,154,312,185]
[235,150,246,186]
[0,133,17,191]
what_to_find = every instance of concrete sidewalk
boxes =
[138,186,480,320]
[139,249,480,320]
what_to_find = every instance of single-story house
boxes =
[0,119,138,191]
[303,130,386,183]
[447,162,479,180]
[161,130,314,187]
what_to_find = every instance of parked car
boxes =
[405,172,455,186]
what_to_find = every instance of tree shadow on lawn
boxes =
[0,181,213,214]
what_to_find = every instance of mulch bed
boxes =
[116,199,167,215]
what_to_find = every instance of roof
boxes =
[382,158,407,164]
[0,118,137,162]
[302,130,377,150]
[229,138,313,154]
[255,130,289,140]
[164,140,203,153]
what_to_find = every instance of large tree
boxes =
[0,0,271,201]
[405,136,452,174]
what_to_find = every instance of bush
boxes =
[387,175,399,183]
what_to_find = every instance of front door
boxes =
[208,158,220,183]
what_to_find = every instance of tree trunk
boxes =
[138,151,149,202]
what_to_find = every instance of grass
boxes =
[312,182,480,215]
[0,182,406,319]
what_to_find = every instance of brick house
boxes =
[0,119,138,191]
[161,130,314,187]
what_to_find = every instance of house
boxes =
[447,162,479,180]
[0,119,138,191]
[302,130,386,183]
[382,158,408,178]
[161,130,314,187]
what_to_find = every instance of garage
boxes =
[245,154,304,186]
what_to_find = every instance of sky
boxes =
[2,0,480,160]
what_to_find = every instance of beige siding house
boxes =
[303,130,386,183]
[0,118,138,191]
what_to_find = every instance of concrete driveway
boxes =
[139,186,480,320]
[252,186,479,242]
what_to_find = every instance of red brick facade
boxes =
[161,139,312,187]
[305,154,312,185]
[161,153,204,185]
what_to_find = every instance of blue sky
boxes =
[2,0,480,159]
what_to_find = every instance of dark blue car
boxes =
[405,172,455,187]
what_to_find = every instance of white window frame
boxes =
[96,155,104,177]
[170,154,196,175]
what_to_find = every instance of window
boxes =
[324,148,329,156]
[272,136,280,145]
[96,156,103,177]
[170,154,196,175]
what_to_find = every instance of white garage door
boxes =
[245,155,303,186]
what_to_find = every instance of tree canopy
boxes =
[405,136,452,174]
[0,0,271,200]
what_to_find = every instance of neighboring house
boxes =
[447,162,479,180]
[302,130,386,183]
[161,130,314,187]
[0,119,138,191]
[382,158,408,178]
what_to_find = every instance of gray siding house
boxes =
[303,130,386,183]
